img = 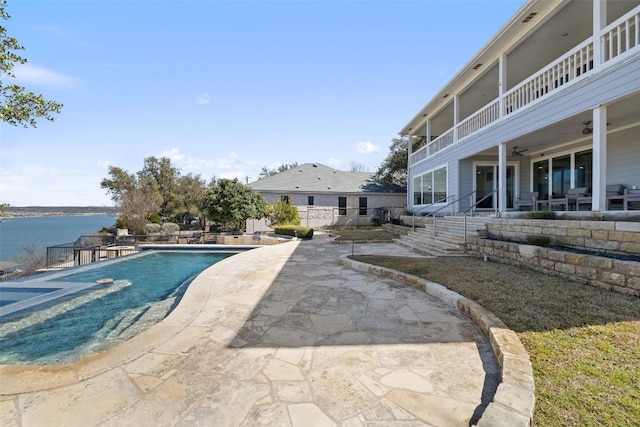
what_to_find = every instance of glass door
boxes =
[475,164,515,209]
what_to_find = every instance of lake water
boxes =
[0,215,116,262]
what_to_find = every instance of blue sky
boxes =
[0,0,524,206]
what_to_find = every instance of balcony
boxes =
[409,5,640,166]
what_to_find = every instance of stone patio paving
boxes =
[1,233,500,427]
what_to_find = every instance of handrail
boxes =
[411,195,456,230]
[462,186,500,244]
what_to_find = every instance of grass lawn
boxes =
[350,254,640,426]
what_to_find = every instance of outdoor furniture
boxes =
[606,184,625,210]
[566,187,591,211]
[623,188,640,210]
[539,193,569,211]
[514,191,538,211]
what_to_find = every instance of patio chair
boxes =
[566,187,591,211]
[514,191,538,211]
[540,193,569,211]
[606,184,625,210]
[623,188,640,210]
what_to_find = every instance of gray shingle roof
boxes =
[248,163,402,194]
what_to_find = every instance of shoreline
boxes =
[1,207,117,219]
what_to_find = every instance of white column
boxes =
[593,0,607,69]
[498,53,507,117]
[592,106,607,210]
[426,119,431,143]
[498,143,507,212]
[453,95,459,142]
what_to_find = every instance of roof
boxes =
[248,163,403,194]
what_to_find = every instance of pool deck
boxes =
[0,233,530,426]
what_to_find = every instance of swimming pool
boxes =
[0,251,235,365]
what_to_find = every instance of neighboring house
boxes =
[402,0,640,214]
[248,163,406,230]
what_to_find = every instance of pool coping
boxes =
[0,247,257,395]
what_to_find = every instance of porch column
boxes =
[593,0,607,69]
[453,95,459,142]
[498,53,507,117]
[498,142,507,213]
[592,106,608,210]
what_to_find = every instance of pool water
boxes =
[0,287,61,307]
[0,251,232,365]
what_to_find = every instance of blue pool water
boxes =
[0,251,233,365]
[0,287,61,307]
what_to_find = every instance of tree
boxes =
[265,198,300,227]
[350,161,367,172]
[119,188,162,234]
[174,173,207,225]
[0,202,8,216]
[376,136,415,190]
[100,166,137,203]
[258,162,299,180]
[0,1,63,127]
[205,178,266,230]
[137,156,180,219]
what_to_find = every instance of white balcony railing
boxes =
[503,39,594,116]
[427,129,454,156]
[410,6,640,166]
[457,100,500,139]
[602,5,640,62]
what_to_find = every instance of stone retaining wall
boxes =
[486,218,640,256]
[467,238,640,296]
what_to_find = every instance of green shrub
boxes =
[266,199,300,227]
[527,211,556,220]
[275,225,313,239]
[149,213,162,224]
[526,234,551,246]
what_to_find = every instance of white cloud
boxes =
[355,141,380,154]
[12,63,76,88]
[96,160,110,168]
[197,92,212,105]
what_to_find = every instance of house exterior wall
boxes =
[408,51,640,213]
[248,192,406,232]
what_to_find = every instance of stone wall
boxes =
[467,238,640,296]
[486,218,640,256]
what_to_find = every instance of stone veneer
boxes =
[468,219,640,296]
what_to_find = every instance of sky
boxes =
[0,0,524,206]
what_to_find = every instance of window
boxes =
[413,176,422,205]
[281,195,289,203]
[533,149,593,199]
[338,197,347,215]
[413,166,447,205]
[359,197,367,215]
[575,150,593,190]
[308,196,314,206]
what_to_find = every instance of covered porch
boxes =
[466,91,640,213]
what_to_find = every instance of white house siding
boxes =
[607,128,640,188]
[408,53,640,213]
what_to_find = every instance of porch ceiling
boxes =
[474,92,640,158]
[401,0,640,135]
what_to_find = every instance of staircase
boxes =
[394,216,490,256]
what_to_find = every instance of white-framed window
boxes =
[413,165,447,206]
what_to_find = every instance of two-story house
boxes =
[402,0,640,214]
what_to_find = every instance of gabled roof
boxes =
[248,163,403,194]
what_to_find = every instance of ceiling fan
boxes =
[511,146,528,156]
